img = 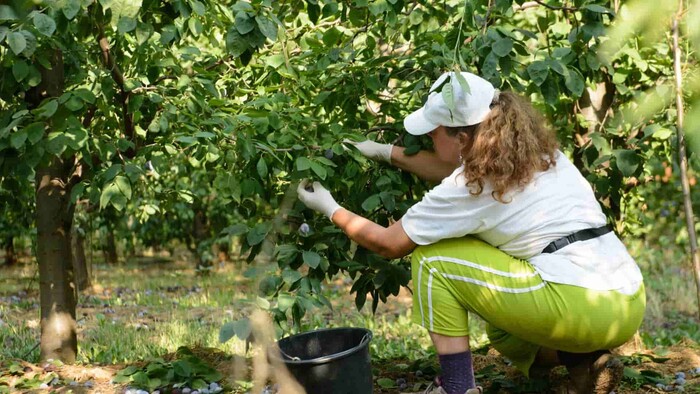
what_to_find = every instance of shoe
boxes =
[558,350,624,394]
[417,379,483,394]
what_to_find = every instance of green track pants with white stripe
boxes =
[411,236,645,375]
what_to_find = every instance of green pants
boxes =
[411,236,646,375]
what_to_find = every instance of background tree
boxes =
[2,0,699,363]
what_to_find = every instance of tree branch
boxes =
[130,60,228,94]
[672,2,700,319]
[97,28,135,157]
[514,0,578,12]
[82,105,96,128]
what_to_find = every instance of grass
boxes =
[1,234,700,393]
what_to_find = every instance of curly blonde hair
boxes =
[446,91,559,203]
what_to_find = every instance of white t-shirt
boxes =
[401,150,643,294]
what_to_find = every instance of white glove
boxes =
[297,180,342,219]
[343,139,393,163]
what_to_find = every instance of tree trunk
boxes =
[72,226,90,292]
[36,156,77,363]
[193,207,211,271]
[31,49,77,363]
[105,226,118,265]
[4,236,17,266]
[672,5,700,319]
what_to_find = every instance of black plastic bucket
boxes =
[276,327,373,394]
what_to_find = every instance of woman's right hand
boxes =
[343,139,393,163]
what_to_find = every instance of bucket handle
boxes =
[359,332,372,347]
[279,347,302,361]
[278,331,373,362]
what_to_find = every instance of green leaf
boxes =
[62,0,81,20]
[225,29,249,57]
[65,127,88,150]
[172,360,193,378]
[547,59,566,76]
[265,54,286,69]
[191,0,205,15]
[103,164,122,183]
[223,223,247,236]
[136,22,154,44]
[441,83,455,113]
[256,16,277,40]
[114,175,132,200]
[256,157,268,178]
[454,72,470,94]
[527,61,549,86]
[256,296,270,309]
[277,294,295,312]
[120,366,139,376]
[295,156,311,171]
[73,88,96,103]
[70,182,86,204]
[246,222,270,246]
[492,37,513,57]
[191,379,208,390]
[0,26,8,43]
[614,150,641,177]
[0,5,17,21]
[117,16,137,33]
[564,68,585,97]
[219,318,251,343]
[12,60,28,82]
[147,378,161,391]
[188,18,203,35]
[309,161,327,180]
[361,194,381,212]
[24,122,45,144]
[322,27,342,46]
[302,251,321,269]
[45,132,67,155]
[10,130,27,149]
[103,0,142,26]
[33,13,56,36]
[100,182,120,210]
[130,371,149,386]
[652,127,673,140]
[219,321,236,343]
[583,4,614,15]
[377,378,395,388]
[235,11,255,34]
[17,30,36,57]
[65,95,84,111]
[379,191,395,211]
[33,99,59,119]
[282,269,302,284]
[7,31,26,55]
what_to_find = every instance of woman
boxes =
[297,72,645,394]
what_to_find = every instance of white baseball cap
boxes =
[404,72,497,135]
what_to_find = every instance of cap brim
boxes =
[404,107,438,135]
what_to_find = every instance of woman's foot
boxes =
[415,383,483,394]
[559,350,624,394]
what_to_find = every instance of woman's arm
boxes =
[345,140,457,183]
[331,208,416,259]
[390,146,458,183]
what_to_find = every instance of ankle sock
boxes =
[438,350,475,394]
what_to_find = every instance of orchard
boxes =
[1,0,700,393]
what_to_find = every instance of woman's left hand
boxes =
[297,180,342,219]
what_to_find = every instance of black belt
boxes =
[541,225,612,254]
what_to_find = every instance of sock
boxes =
[438,350,475,394]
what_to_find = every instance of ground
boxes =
[1,256,699,393]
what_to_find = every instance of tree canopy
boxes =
[1,0,698,361]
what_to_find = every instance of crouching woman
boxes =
[297,72,645,394]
